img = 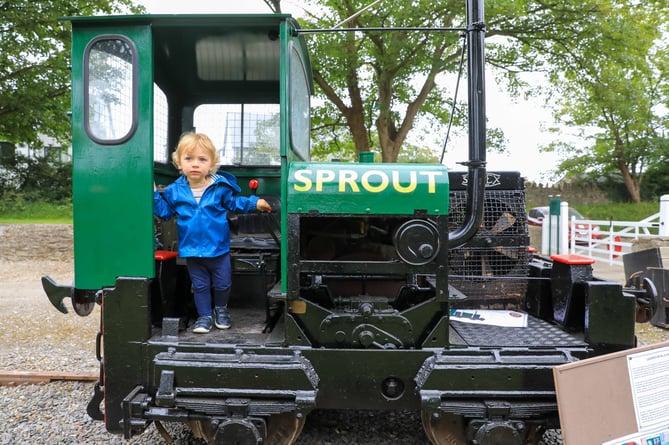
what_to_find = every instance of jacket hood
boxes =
[212,171,242,193]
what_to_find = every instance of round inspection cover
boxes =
[394,219,440,266]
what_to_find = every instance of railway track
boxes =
[0,370,97,386]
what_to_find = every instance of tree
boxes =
[0,0,144,147]
[262,0,282,13]
[292,0,667,193]
[299,0,472,162]
[488,0,668,202]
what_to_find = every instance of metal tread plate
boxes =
[152,307,271,345]
[450,314,585,347]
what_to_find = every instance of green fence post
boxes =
[548,195,562,255]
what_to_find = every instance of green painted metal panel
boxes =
[279,21,311,296]
[71,24,155,290]
[287,162,449,215]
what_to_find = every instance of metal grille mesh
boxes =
[448,189,530,306]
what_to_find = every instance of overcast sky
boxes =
[137,0,561,184]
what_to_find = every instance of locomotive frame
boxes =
[43,1,638,444]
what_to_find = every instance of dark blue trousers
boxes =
[186,254,231,317]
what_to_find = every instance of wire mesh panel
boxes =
[448,187,531,307]
[194,104,281,166]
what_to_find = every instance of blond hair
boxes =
[171,132,220,173]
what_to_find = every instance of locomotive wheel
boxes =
[265,412,306,445]
[189,413,305,445]
[421,411,546,445]
[421,410,466,444]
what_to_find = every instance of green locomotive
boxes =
[43,1,637,444]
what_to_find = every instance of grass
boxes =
[0,198,72,224]
[577,201,660,222]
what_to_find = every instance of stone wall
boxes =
[525,181,608,209]
[631,237,669,254]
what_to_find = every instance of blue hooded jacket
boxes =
[154,172,259,258]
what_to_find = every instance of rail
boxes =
[0,370,97,386]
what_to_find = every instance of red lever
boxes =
[249,179,259,195]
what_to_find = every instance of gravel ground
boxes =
[1,224,667,444]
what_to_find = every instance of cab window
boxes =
[193,104,280,166]
[153,85,168,163]
[289,45,310,160]
[85,36,137,144]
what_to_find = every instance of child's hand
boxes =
[256,198,272,213]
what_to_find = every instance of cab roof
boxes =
[67,14,311,103]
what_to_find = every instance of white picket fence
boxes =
[540,196,669,266]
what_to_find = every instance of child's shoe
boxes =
[214,306,231,329]
[192,315,213,333]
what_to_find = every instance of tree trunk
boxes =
[375,46,443,163]
[618,159,641,203]
[613,131,641,203]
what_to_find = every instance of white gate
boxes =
[540,195,669,266]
